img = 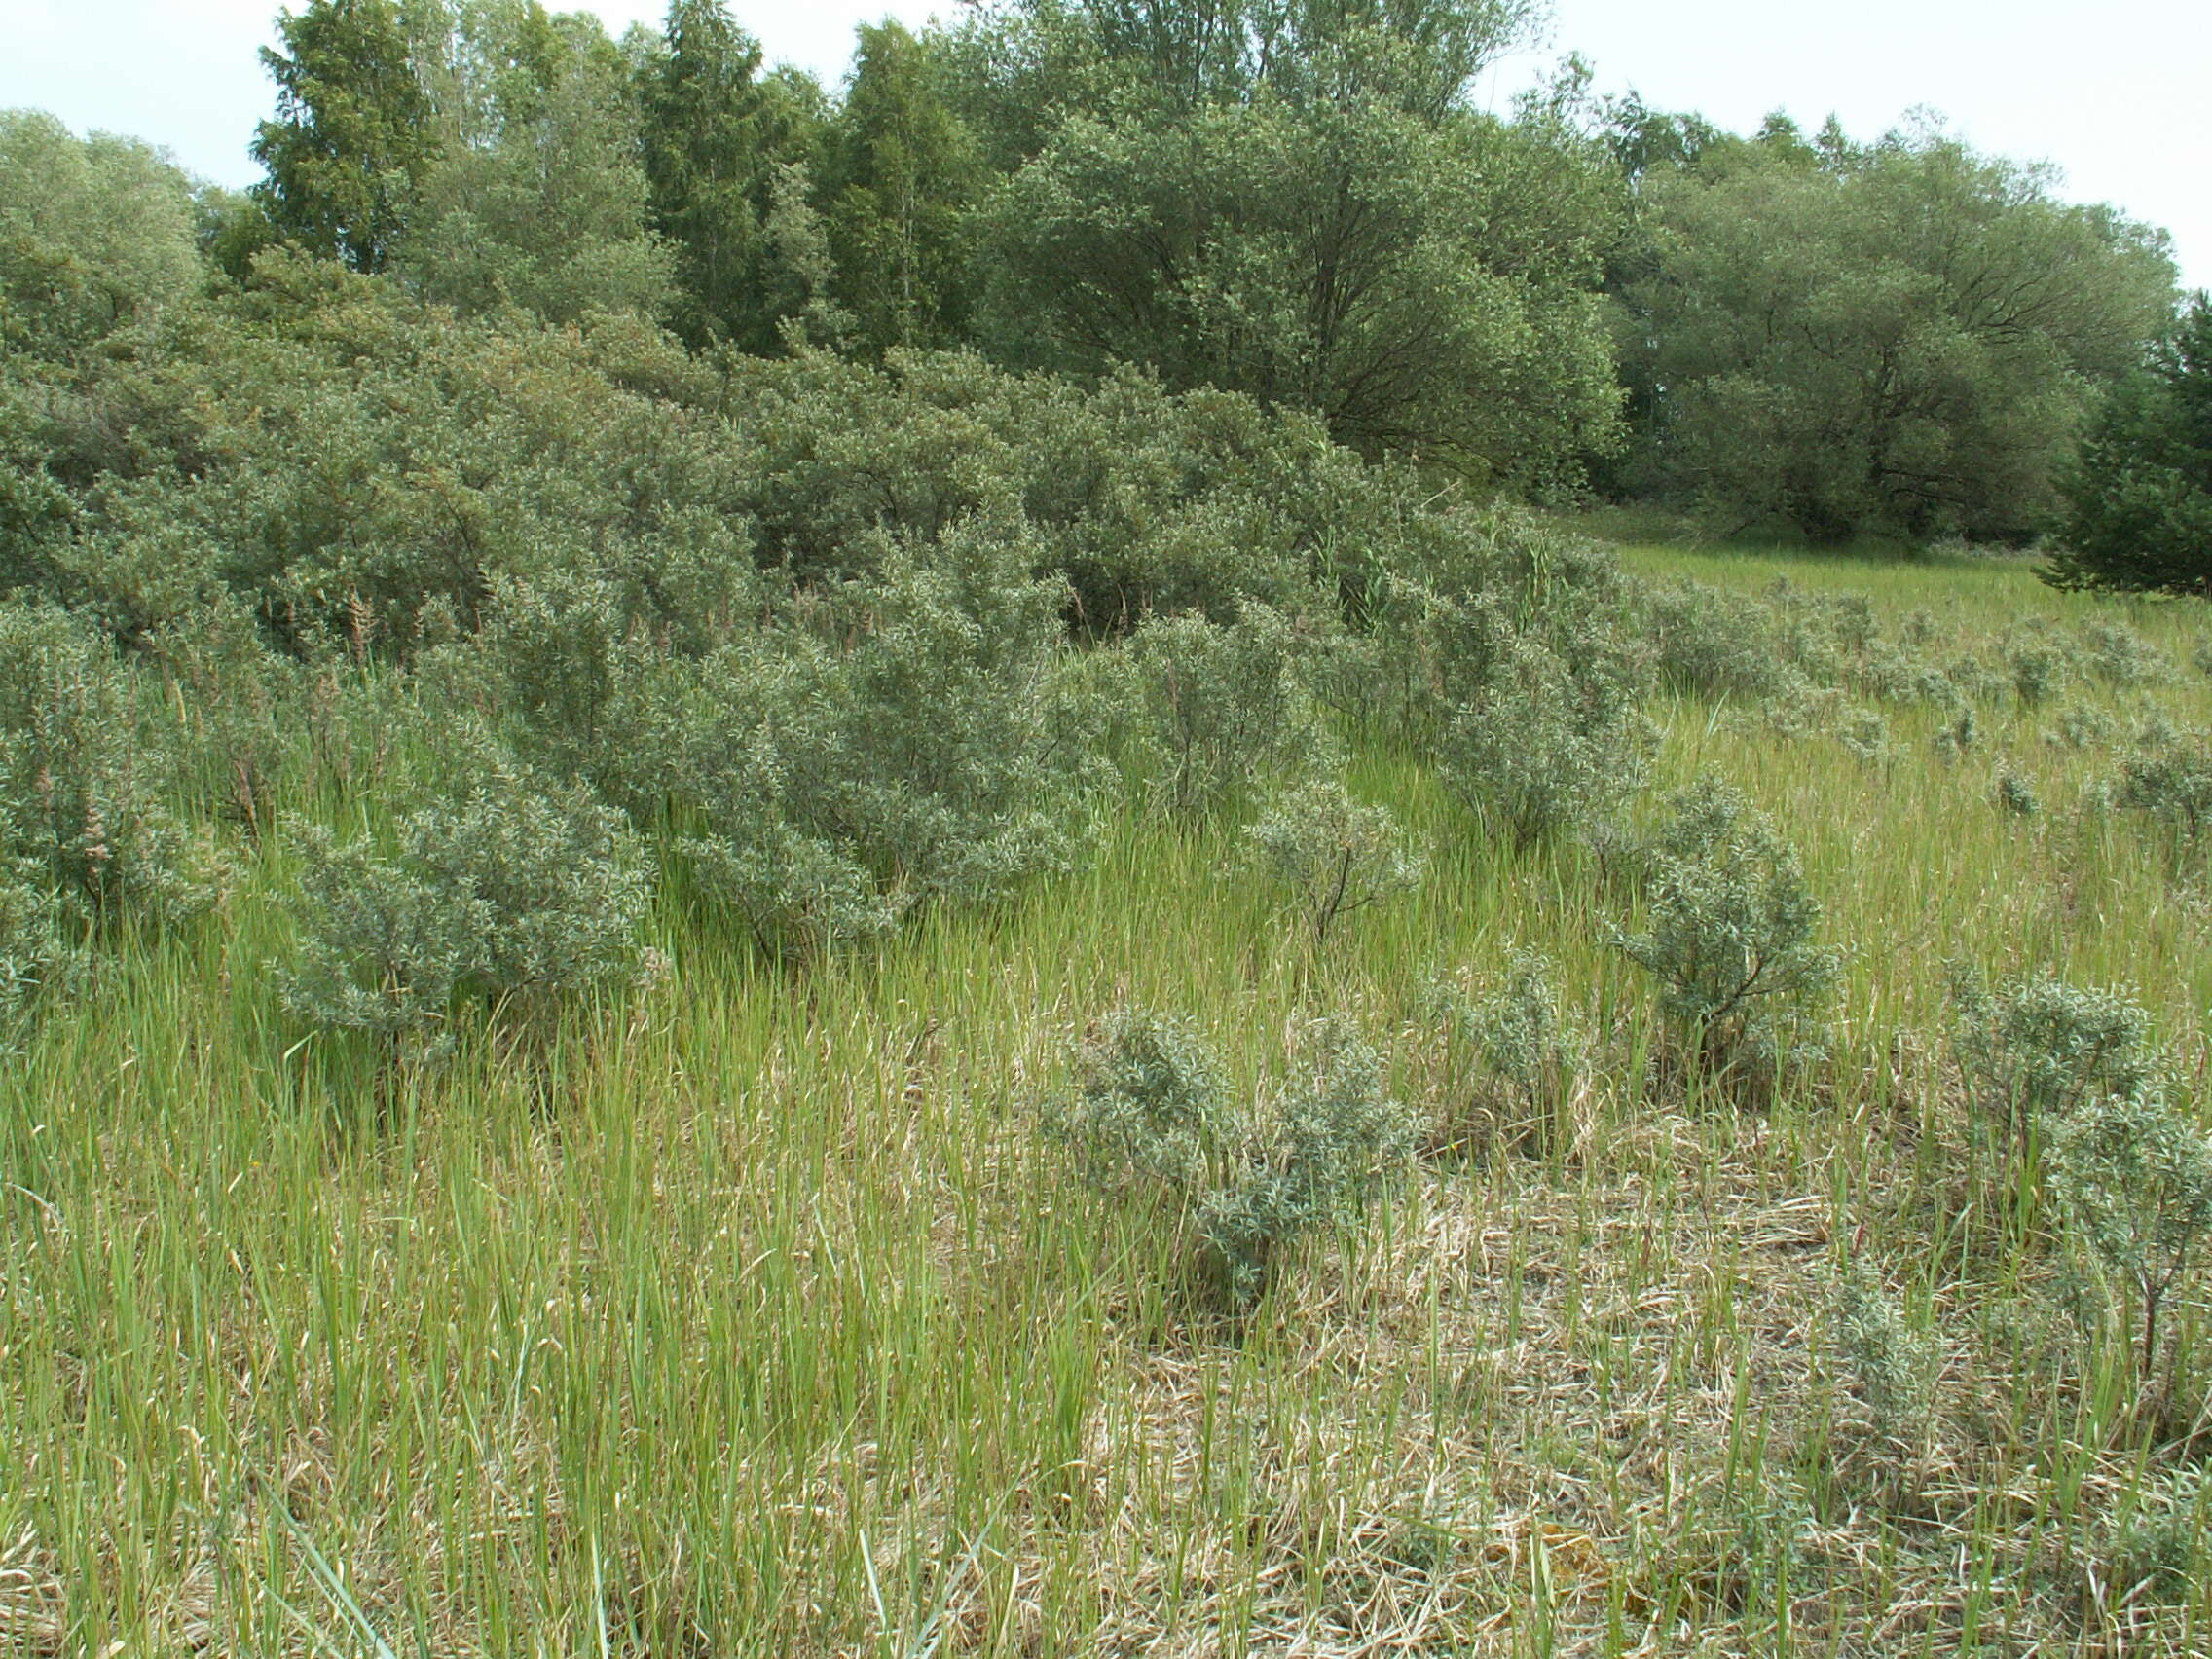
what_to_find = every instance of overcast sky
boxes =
[6,0,2206,288]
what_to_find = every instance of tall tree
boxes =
[250,0,441,273]
[399,4,675,323]
[972,10,1620,484]
[1616,119,2177,541]
[2046,296,2212,596]
[637,0,787,348]
[825,22,983,353]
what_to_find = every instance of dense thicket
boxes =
[1608,116,2177,542]
[113,0,2181,540]
[2046,296,2212,596]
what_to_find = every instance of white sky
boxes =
[4,0,2206,289]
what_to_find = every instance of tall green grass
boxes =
[4,546,2211,1654]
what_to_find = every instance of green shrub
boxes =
[1997,772,2042,818]
[282,745,649,1041]
[1946,967,2157,1163]
[1197,1018,1413,1305]
[1123,602,1336,818]
[1244,779,1423,946]
[1830,1261,1938,1454]
[2074,619,2170,688]
[1045,1009,1232,1199]
[1643,580,1791,701]
[0,603,208,922]
[2004,628,2074,708]
[1613,776,1838,1082]
[2113,726,2212,848]
[1433,949,1587,1152]
[2046,1082,2212,1381]
[1438,628,1652,850]
[0,864,77,1021]
[1048,1011,1412,1308]
[498,519,1106,959]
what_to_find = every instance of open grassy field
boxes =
[6,541,2212,1656]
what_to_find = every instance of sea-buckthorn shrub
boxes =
[1244,778,1424,946]
[0,603,208,922]
[1432,949,1588,1152]
[1438,626,1653,850]
[282,742,649,1041]
[1642,579,1794,701]
[2113,724,2212,849]
[513,518,1106,958]
[1613,776,1839,1082]
[1830,1261,1939,1456]
[1122,602,1337,817]
[1196,1017,1414,1306]
[1945,967,2156,1163]
[2046,1080,2212,1381]
[1049,1011,1412,1308]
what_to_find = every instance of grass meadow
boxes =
[6,540,2212,1656]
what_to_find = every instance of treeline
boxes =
[5,0,2186,552]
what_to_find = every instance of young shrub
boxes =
[1612,776,1839,1083]
[1123,602,1336,817]
[1998,772,2042,818]
[2045,1082,2212,1382]
[1834,706,1889,763]
[2005,628,2074,709]
[1830,1261,1938,1456]
[2112,725,2212,849]
[1045,1010,1232,1200]
[2075,619,2170,689]
[1197,1017,1414,1306]
[1642,580,1792,701]
[1946,968,2157,1165]
[0,864,77,1022]
[1244,778,1424,947]
[1433,949,1587,1154]
[1046,1012,1412,1309]
[1438,629,1653,851]
[282,747,649,1043]
[0,604,209,922]
[1932,705,1979,762]
[2046,699,2116,751]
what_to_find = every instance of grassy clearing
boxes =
[6,546,2212,1655]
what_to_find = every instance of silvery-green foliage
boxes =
[2005,628,2073,708]
[2074,619,2169,689]
[2047,699,2116,751]
[1436,949,1587,1144]
[1831,1261,1938,1451]
[503,518,1106,958]
[1438,627,1653,850]
[1932,706,1978,761]
[2045,1082,2212,1377]
[1835,707,1889,762]
[1945,967,2155,1160]
[1050,1011,1411,1307]
[0,604,208,923]
[0,864,76,1020]
[1998,773,2041,818]
[1613,776,1838,1077]
[1124,602,1337,817]
[282,743,649,1038]
[1244,778,1423,945]
[1047,1010,1232,1199]
[1643,580,1792,700]
[1855,642,1958,707]
[1198,1017,1413,1305]
[2113,725,2212,847]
